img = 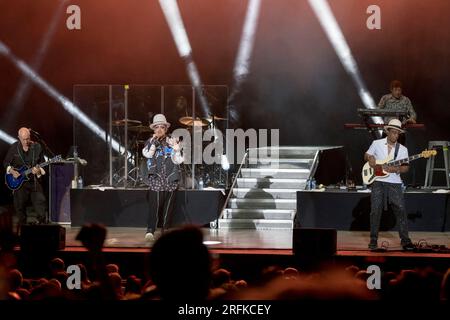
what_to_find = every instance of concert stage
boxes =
[69,188,226,227]
[53,227,450,282]
[63,187,450,254]
[63,227,450,253]
[41,184,450,280]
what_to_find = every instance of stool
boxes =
[424,141,450,188]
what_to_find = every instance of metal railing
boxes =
[213,149,250,227]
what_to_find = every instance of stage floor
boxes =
[64,227,450,256]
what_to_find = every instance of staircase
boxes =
[218,146,333,229]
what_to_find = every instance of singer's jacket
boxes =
[142,136,183,190]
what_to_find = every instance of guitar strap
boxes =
[16,143,37,187]
[383,142,401,210]
[17,144,28,167]
[394,142,400,161]
[16,144,37,168]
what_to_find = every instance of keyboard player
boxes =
[378,80,417,124]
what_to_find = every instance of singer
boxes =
[142,114,183,240]
[2,127,48,231]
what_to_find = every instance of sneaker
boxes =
[145,232,154,241]
[368,240,378,251]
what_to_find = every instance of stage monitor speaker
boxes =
[20,224,66,251]
[292,228,337,258]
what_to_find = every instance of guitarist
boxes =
[364,119,414,251]
[3,127,47,229]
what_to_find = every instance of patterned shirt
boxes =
[148,162,178,192]
[144,138,180,192]
[378,94,416,123]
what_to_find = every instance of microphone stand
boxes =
[31,132,56,158]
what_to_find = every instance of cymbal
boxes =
[204,115,227,122]
[112,119,142,126]
[179,116,209,127]
[128,125,151,133]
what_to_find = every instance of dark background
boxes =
[1,0,449,198]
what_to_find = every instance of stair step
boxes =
[218,219,293,229]
[228,198,297,209]
[232,188,301,199]
[241,168,310,179]
[223,209,296,220]
[248,158,313,163]
[236,178,307,189]
[218,146,341,230]
[247,158,313,169]
[248,147,319,158]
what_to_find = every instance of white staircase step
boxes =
[248,158,313,163]
[217,146,342,230]
[232,188,301,199]
[247,158,313,169]
[241,168,310,179]
[222,208,296,220]
[218,218,293,229]
[228,198,297,209]
[236,178,307,189]
[248,146,319,158]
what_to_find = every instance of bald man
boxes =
[3,127,48,228]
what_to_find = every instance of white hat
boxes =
[150,114,170,130]
[384,119,405,133]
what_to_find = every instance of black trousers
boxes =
[13,180,47,225]
[147,190,177,233]
[370,181,411,245]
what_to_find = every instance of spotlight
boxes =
[0,130,17,144]
[221,154,230,171]
[308,0,383,135]
[0,41,128,155]
[158,0,210,117]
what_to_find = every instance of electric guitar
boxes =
[5,155,62,190]
[362,150,437,185]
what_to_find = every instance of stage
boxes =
[68,188,226,227]
[62,226,450,255]
[60,187,450,256]
[28,163,450,278]
[49,227,450,280]
[13,225,450,283]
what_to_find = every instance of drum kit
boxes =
[111,115,228,188]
